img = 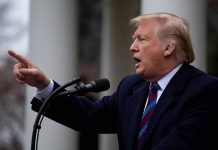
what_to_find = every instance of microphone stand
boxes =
[31,76,81,150]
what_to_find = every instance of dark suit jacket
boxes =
[31,63,218,150]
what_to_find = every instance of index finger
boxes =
[8,50,29,63]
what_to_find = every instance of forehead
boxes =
[133,19,159,36]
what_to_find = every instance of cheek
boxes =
[141,47,162,67]
[140,47,153,62]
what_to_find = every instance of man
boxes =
[9,12,218,150]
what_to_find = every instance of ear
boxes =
[163,41,176,56]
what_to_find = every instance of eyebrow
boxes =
[132,34,141,39]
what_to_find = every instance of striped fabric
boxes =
[137,82,160,150]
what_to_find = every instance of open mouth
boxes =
[134,57,141,63]
[133,57,141,67]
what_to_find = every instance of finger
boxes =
[13,68,25,81]
[15,78,25,84]
[19,68,34,76]
[13,64,27,79]
[14,63,28,71]
[12,68,25,84]
[8,50,29,64]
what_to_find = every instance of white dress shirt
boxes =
[143,64,182,110]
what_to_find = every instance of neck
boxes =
[147,61,181,82]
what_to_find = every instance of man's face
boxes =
[130,20,164,81]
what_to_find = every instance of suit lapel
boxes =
[142,63,194,145]
[122,81,150,149]
[142,84,176,143]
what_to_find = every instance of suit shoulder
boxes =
[118,74,145,90]
[188,65,218,83]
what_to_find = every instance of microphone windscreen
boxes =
[92,78,110,92]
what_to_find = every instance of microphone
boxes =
[57,78,110,96]
[31,77,109,150]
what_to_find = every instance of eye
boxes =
[132,35,146,42]
[138,37,145,41]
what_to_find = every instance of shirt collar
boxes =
[157,63,182,91]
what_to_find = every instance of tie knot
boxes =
[149,82,160,92]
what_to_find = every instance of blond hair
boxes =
[130,12,195,63]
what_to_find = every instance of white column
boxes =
[101,0,137,92]
[24,0,78,150]
[100,0,138,149]
[141,0,207,71]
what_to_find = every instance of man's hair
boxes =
[130,12,195,64]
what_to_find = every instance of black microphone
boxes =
[57,78,110,96]
[31,77,109,150]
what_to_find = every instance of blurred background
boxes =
[0,0,217,150]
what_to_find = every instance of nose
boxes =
[130,39,138,52]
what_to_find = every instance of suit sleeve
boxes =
[31,81,118,133]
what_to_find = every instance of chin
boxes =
[135,69,144,76]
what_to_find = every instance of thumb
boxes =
[19,68,37,76]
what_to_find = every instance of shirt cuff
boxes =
[34,80,54,101]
